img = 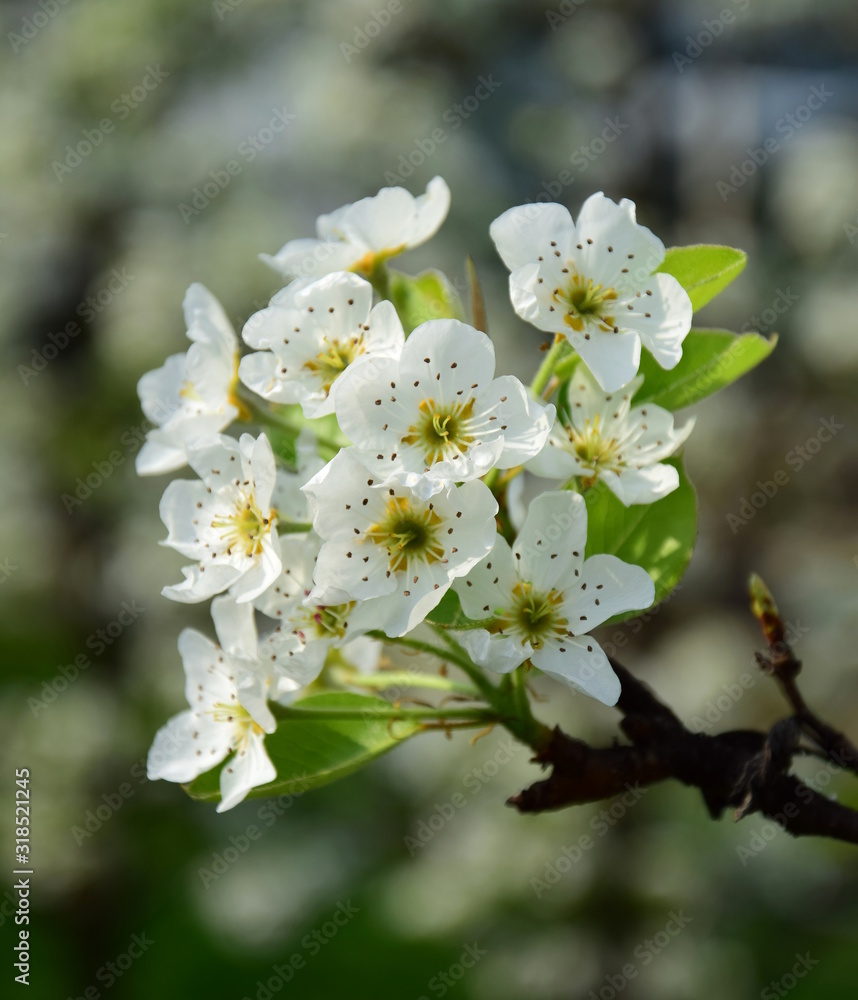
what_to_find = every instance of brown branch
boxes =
[507,627,858,846]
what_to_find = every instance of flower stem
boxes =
[331,666,480,699]
[531,335,572,398]
[277,521,313,534]
[271,703,498,723]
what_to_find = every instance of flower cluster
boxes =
[140,181,696,810]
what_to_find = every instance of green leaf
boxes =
[389,268,465,332]
[425,590,484,629]
[635,328,777,410]
[184,693,422,805]
[584,458,697,617]
[657,244,747,311]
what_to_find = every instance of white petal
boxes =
[136,436,188,477]
[605,464,678,506]
[622,272,692,370]
[178,628,233,706]
[513,491,588,591]
[572,193,665,292]
[260,238,363,280]
[562,554,654,630]
[229,535,283,604]
[407,176,452,246]
[159,479,212,557]
[146,711,217,783]
[573,331,641,392]
[137,353,185,426]
[183,283,236,350]
[484,377,555,467]
[525,431,584,481]
[454,534,517,621]
[211,596,259,661]
[163,562,242,604]
[533,637,621,706]
[217,732,276,812]
[455,628,528,674]
[248,432,277,511]
[239,351,301,405]
[490,202,575,272]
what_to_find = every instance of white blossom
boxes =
[146,606,279,812]
[254,533,381,672]
[334,319,555,499]
[260,176,451,280]
[238,271,405,418]
[528,367,694,505]
[159,433,281,604]
[490,192,692,391]
[136,284,241,475]
[454,491,654,704]
[302,448,498,637]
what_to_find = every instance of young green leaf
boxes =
[636,328,776,410]
[425,589,485,629]
[658,245,747,311]
[584,458,697,618]
[184,693,423,805]
[389,268,465,332]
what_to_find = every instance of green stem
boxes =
[331,666,480,699]
[365,631,553,753]
[236,384,344,457]
[277,521,313,534]
[270,703,498,723]
[531,335,572,397]
[368,260,392,301]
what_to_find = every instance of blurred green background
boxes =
[3,0,858,997]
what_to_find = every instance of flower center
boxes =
[402,398,476,466]
[554,273,618,334]
[302,337,363,394]
[497,581,568,650]
[209,701,265,740]
[211,495,270,558]
[365,496,445,574]
[568,416,622,476]
[299,602,354,641]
